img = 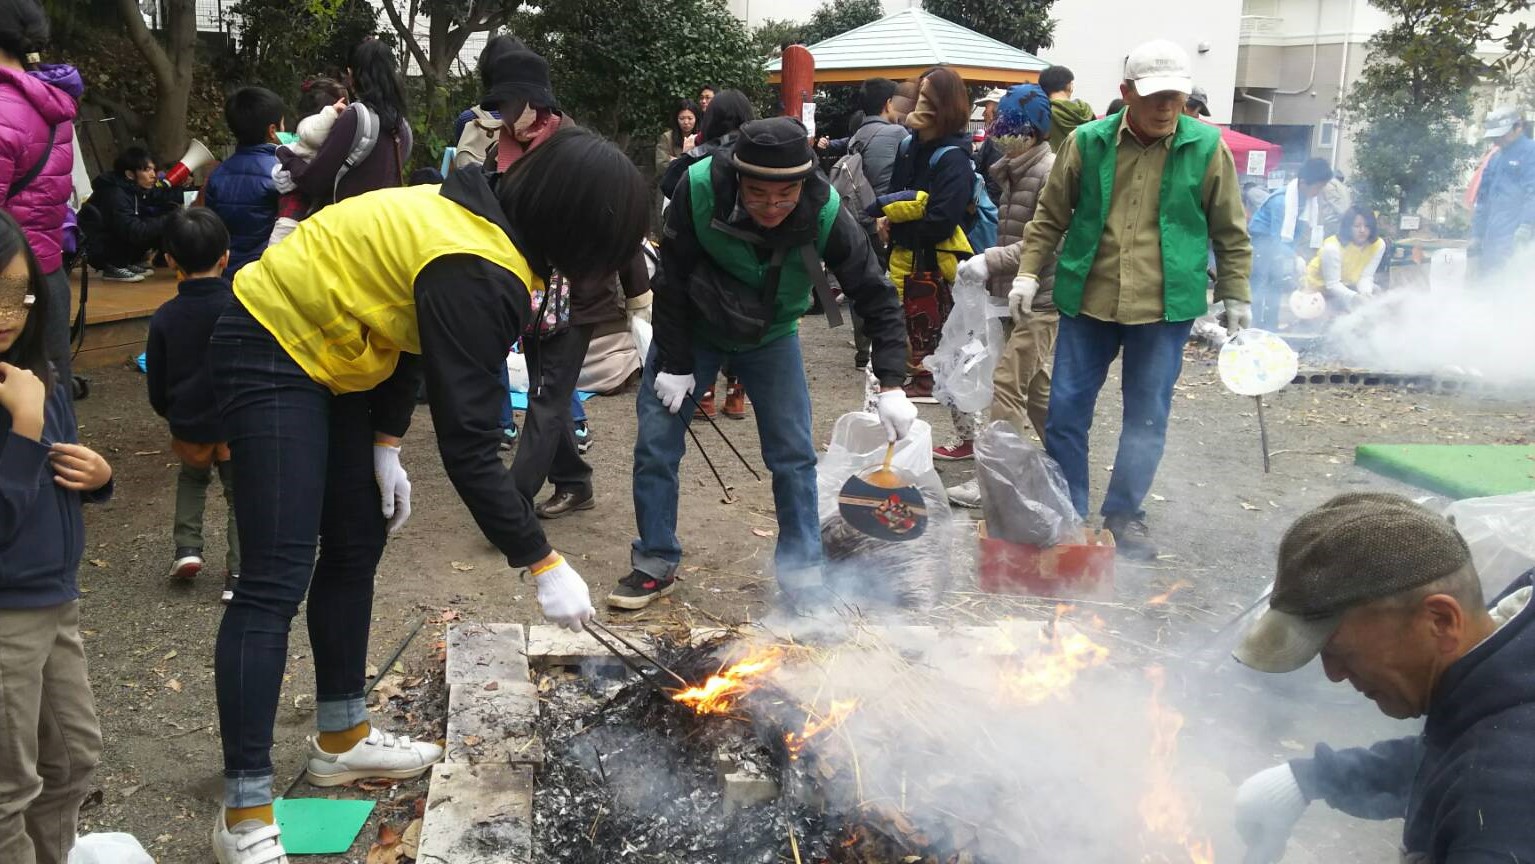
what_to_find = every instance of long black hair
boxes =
[497,127,649,282]
[701,89,755,142]
[669,99,700,151]
[0,209,53,385]
[349,39,407,133]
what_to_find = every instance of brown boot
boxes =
[722,378,748,419]
[694,387,717,418]
[902,373,936,402]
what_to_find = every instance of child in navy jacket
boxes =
[0,210,112,863]
[146,208,240,602]
[203,86,284,278]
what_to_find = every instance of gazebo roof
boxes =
[766,8,1049,85]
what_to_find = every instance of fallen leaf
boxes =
[365,663,380,678]
[400,819,421,858]
[439,609,462,622]
[358,777,401,793]
[462,735,482,747]
[88,559,108,568]
[162,650,178,661]
[165,678,182,693]
[365,822,406,864]
[483,680,499,691]
[450,561,474,572]
[751,527,774,538]
[1240,502,1260,511]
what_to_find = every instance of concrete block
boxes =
[417,762,533,864]
[446,623,528,686]
[445,679,543,766]
[722,771,779,815]
[525,625,734,669]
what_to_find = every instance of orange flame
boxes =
[785,699,858,760]
[998,608,1111,706]
[1139,666,1215,863]
[1147,580,1191,606]
[670,647,784,715]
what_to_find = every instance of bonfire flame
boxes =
[1139,666,1215,863]
[670,647,784,715]
[999,606,1111,706]
[785,699,858,760]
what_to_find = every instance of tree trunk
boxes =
[116,0,197,162]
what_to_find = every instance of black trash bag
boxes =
[974,420,1081,547]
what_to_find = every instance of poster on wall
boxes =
[1246,149,1267,177]
[801,102,816,139]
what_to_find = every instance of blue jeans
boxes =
[1250,236,1293,331]
[1044,314,1194,520]
[631,334,821,588]
[571,392,586,423]
[209,302,385,808]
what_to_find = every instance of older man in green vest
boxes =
[1013,39,1253,560]
[611,117,915,612]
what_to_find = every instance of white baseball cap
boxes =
[974,87,1007,105]
[1124,39,1193,96]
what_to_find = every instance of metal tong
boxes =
[684,391,761,503]
[582,619,689,689]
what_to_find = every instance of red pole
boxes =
[780,44,815,121]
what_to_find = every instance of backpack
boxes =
[830,150,877,232]
[453,106,501,171]
[329,103,380,202]
[900,139,1001,253]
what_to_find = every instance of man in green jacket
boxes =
[1014,39,1252,560]
[611,117,916,611]
[1040,65,1096,154]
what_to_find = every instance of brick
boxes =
[445,679,543,766]
[417,763,533,864]
[445,623,528,686]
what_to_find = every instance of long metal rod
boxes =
[1256,395,1272,474]
[684,420,734,503]
[686,392,762,481]
[587,620,689,687]
[581,623,676,694]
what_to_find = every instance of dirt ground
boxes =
[69,321,1535,863]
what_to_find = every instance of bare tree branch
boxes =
[114,0,174,85]
[378,0,435,78]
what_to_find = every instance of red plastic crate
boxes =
[977,522,1116,600]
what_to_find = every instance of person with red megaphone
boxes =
[78,146,181,283]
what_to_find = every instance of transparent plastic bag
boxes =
[817,412,954,609]
[1442,492,1535,598]
[69,833,155,864]
[974,420,1081,547]
[922,270,1004,413]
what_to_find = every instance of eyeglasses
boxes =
[743,199,797,211]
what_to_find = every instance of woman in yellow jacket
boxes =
[1302,206,1386,313]
[206,129,648,863]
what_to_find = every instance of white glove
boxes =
[533,554,595,632]
[654,372,695,415]
[876,388,918,442]
[1234,764,1308,864]
[372,444,412,534]
[1008,275,1039,320]
[1220,299,1252,337]
[957,255,989,284]
[629,315,653,365]
[1356,277,1375,298]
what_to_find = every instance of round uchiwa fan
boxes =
[837,443,928,541]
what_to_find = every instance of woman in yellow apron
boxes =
[1302,206,1386,314]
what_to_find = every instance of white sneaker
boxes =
[305,727,443,787]
[946,478,983,509]
[213,812,289,864]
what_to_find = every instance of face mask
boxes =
[0,274,33,330]
[512,105,540,136]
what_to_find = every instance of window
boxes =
[1318,120,1338,148]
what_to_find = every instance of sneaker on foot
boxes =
[946,478,982,509]
[99,266,145,282]
[606,569,676,610]
[1103,514,1158,561]
[305,727,443,787]
[574,420,592,454]
[171,547,204,580]
[213,812,288,864]
[933,440,974,461]
[535,488,594,519]
[222,572,239,604]
[498,425,518,452]
[128,263,155,277]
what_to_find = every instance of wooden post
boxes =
[780,44,815,120]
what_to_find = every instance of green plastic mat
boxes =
[1355,444,1535,499]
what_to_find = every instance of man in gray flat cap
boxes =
[1230,492,1535,864]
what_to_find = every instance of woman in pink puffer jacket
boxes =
[0,0,82,383]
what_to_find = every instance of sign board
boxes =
[1245,150,1267,177]
[800,102,816,139]
[1400,214,1422,231]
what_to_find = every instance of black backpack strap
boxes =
[798,244,843,328]
[4,124,57,203]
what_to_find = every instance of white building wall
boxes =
[1045,0,1243,122]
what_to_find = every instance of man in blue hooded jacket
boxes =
[1471,106,1535,276]
[1231,492,1535,864]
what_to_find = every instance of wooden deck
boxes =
[70,270,179,370]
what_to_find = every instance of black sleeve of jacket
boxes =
[659,154,692,200]
[1289,737,1421,821]
[824,206,906,386]
[145,315,168,418]
[911,149,973,247]
[415,255,552,568]
[368,352,420,439]
[656,180,702,376]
